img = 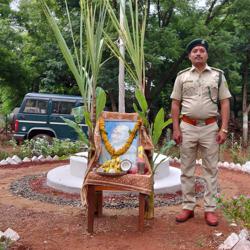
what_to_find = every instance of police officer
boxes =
[170,38,231,226]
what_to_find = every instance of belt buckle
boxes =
[196,119,206,126]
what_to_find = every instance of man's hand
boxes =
[171,99,182,144]
[217,98,230,144]
[216,130,227,144]
[173,128,182,145]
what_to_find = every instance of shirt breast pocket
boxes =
[182,80,196,97]
[205,81,218,101]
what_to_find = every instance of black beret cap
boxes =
[186,38,208,53]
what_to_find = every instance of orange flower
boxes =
[99,117,141,158]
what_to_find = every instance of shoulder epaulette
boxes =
[177,67,191,76]
[211,67,224,74]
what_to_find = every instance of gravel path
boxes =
[9,173,206,209]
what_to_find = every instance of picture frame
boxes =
[99,119,139,167]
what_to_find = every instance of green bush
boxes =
[6,138,85,159]
[215,194,250,229]
[0,151,9,161]
[224,133,250,164]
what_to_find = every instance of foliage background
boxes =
[0,0,249,121]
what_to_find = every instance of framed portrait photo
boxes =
[99,120,139,167]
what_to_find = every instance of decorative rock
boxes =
[214,231,223,237]
[12,155,22,164]
[6,157,12,162]
[242,162,250,172]
[229,162,236,169]
[219,233,239,250]
[4,228,20,241]
[245,165,250,173]
[31,156,38,162]
[46,155,53,161]
[235,163,242,171]
[0,160,8,165]
[22,157,31,162]
[230,223,238,227]
[233,239,250,250]
[53,155,59,161]
[38,155,45,161]
[6,158,18,165]
[239,229,249,240]
[243,161,250,167]
[218,161,223,168]
[0,231,4,238]
[223,162,230,168]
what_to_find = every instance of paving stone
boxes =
[0,160,8,165]
[38,155,45,161]
[233,239,250,250]
[239,229,249,240]
[219,233,239,250]
[31,156,38,162]
[22,157,31,162]
[4,228,20,241]
[12,155,22,164]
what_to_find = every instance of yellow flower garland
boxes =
[99,117,141,158]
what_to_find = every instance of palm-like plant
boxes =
[39,0,107,156]
[104,0,147,91]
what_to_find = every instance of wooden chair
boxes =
[82,112,153,233]
[86,186,147,233]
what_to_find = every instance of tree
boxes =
[0,1,28,113]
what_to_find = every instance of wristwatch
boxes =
[221,128,228,134]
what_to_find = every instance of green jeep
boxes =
[13,93,87,142]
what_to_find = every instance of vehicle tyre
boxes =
[32,134,53,142]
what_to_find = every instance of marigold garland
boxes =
[99,117,141,158]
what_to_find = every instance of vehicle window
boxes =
[23,99,48,114]
[52,101,75,115]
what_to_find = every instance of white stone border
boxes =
[168,157,250,175]
[0,154,60,166]
[1,154,250,175]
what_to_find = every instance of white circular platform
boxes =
[47,152,181,194]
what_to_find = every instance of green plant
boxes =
[226,133,249,164]
[133,88,175,218]
[0,236,13,250]
[7,138,84,159]
[40,0,108,157]
[215,194,250,229]
[104,0,147,89]
[0,151,9,161]
[50,138,84,157]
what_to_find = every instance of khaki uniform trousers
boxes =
[180,121,219,212]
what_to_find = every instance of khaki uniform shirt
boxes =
[170,64,231,119]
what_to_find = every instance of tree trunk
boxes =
[145,189,154,219]
[145,151,154,219]
[108,90,117,112]
[242,53,249,148]
[88,89,96,162]
[242,110,249,148]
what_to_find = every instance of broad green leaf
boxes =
[162,118,173,129]
[152,108,165,145]
[133,103,149,128]
[135,88,148,113]
[83,109,93,129]
[96,87,106,119]
[72,106,84,124]
[61,117,89,146]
